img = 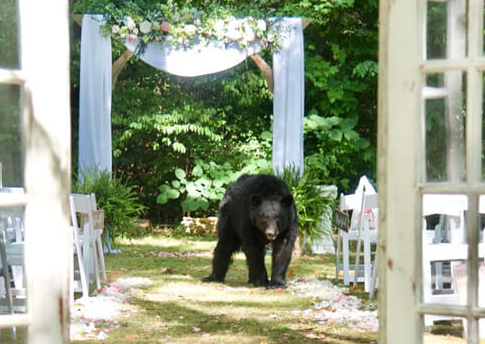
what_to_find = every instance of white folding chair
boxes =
[0,188,26,300]
[69,194,95,303]
[422,194,467,326]
[353,193,378,293]
[335,176,378,291]
[0,187,27,340]
[422,194,485,338]
[82,193,107,283]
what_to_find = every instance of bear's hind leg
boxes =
[202,232,240,283]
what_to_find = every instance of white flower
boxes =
[111,25,120,34]
[213,20,225,38]
[243,23,255,42]
[257,19,267,32]
[184,24,197,36]
[227,20,242,41]
[123,16,136,31]
[267,32,275,42]
[139,20,152,34]
[133,27,139,35]
[194,18,201,27]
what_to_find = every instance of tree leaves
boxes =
[156,184,180,204]
[174,168,186,180]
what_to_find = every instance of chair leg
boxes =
[73,229,89,299]
[369,250,378,299]
[353,231,363,287]
[342,231,350,285]
[82,226,91,286]
[0,236,16,340]
[335,231,342,281]
[70,243,74,306]
[96,234,107,282]
[92,241,101,290]
[363,227,372,292]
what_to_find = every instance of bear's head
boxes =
[249,194,294,241]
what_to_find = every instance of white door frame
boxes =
[379,0,485,343]
[0,0,71,343]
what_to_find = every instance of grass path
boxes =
[69,233,475,344]
[71,233,378,344]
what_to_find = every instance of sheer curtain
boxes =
[272,18,304,176]
[79,15,112,179]
[79,16,304,177]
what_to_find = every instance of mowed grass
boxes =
[70,232,378,344]
[64,232,479,344]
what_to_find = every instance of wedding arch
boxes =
[78,14,305,178]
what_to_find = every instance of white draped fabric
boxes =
[79,15,112,178]
[125,39,263,77]
[272,18,304,176]
[79,15,304,177]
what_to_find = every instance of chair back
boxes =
[79,193,104,230]
[339,175,377,231]
[70,193,95,233]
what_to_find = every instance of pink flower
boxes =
[160,21,171,32]
[128,34,138,42]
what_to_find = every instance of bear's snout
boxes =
[265,225,278,241]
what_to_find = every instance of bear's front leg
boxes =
[242,244,268,287]
[268,232,297,289]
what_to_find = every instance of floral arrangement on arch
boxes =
[99,2,284,56]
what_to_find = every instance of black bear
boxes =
[202,174,298,289]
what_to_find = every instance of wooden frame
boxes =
[379,0,485,342]
[0,0,71,342]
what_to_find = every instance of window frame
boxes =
[0,0,71,342]
[379,0,485,342]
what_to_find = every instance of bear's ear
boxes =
[281,194,294,208]
[250,194,262,208]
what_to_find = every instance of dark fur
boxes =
[202,174,298,289]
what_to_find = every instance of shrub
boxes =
[156,157,272,215]
[278,166,337,249]
[73,169,146,244]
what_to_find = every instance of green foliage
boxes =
[0,85,22,187]
[0,0,19,69]
[94,0,283,55]
[70,0,379,222]
[0,1,22,187]
[157,157,271,214]
[279,167,337,248]
[73,169,146,242]
[304,111,373,189]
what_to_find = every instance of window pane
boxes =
[482,74,485,181]
[0,0,19,69]
[0,204,27,318]
[480,198,485,309]
[424,73,466,182]
[483,0,485,56]
[426,0,467,60]
[0,326,27,342]
[422,194,467,306]
[423,315,466,342]
[0,84,23,187]
[480,318,485,341]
